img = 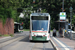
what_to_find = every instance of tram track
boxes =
[0,36,26,48]
[43,43,45,50]
[30,42,47,50]
[0,35,25,43]
[30,43,35,50]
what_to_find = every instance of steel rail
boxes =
[30,43,35,50]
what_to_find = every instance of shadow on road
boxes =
[30,41,49,43]
[19,36,49,43]
[19,36,30,42]
[33,47,54,50]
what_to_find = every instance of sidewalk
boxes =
[0,33,16,42]
[0,36,11,42]
[0,32,20,40]
[50,37,75,50]
[0,36,11,40]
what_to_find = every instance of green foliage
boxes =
[0,6,8,25]
[23,29,29,31]
[51,5,55,8]
[10,34,14,37]
[41,9,47,13]
[0,34,2,37]
[0,0,75,30]
[3,34,9,37]
[0,34,13,37]
[0,6,17,25]
[72,15,75,24]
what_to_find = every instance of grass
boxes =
[10,34,14,37]
[23,29,29,31]
[0,34,14,37]
[2,34,9,37]
[51,30,53,31]
[0,34,2,37]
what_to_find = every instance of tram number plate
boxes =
[36,36,42,38]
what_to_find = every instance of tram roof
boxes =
[31,13,50,16]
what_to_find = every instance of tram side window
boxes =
[31,16,48,20]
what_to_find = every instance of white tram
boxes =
[29,13,50,41]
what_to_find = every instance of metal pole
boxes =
[62,0,64,12]
[70,8,72,40]
[70,12,72,29]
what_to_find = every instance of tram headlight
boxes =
[34,35,36,36]
[43,35,45,36]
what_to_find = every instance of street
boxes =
[0,31,54,50]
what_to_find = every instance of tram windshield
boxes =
[32,20,48,31]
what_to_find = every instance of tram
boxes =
[29,13,50,41]
[14,22,23,33]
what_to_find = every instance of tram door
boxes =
[14,24,20,33]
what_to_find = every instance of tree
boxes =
[0,0,75,29]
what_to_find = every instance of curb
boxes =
[50,37,59,50]
[0,36,11,41]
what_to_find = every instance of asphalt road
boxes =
[0,31,54,50]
